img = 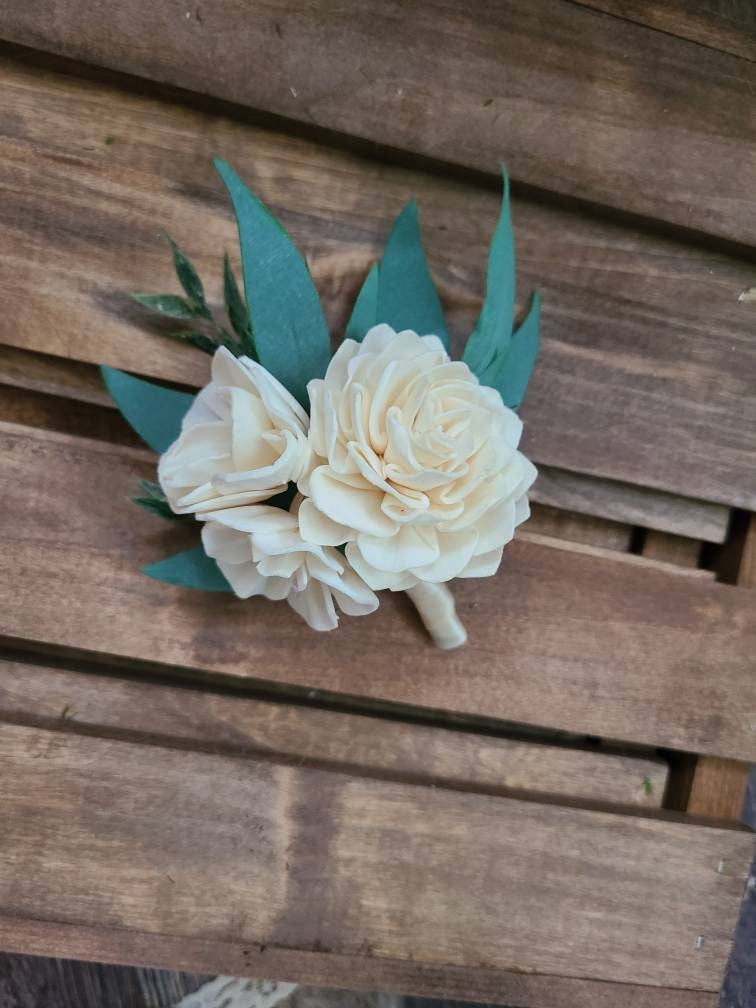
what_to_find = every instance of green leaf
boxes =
[377,201,448,349]
[139,479,165,499]
[481,291,540,410]
[132,496,181,520]
[345,262,379,342]
[214,158,330,407]
[223,252,255,356]
[100,366,194,453]
[143,545,231,592]
[167,236,211,318]
[167,329,220,355]
[463,168,514,375]
[130,293,204,321]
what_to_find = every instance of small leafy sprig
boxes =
[131,479,188,521]
[131,237,255,358]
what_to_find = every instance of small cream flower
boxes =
[200,499,378,631]
[299,324,536,590]
[159,346,312,515]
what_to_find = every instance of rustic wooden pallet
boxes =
[0,4,754,1005]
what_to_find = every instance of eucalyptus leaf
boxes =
[462,168,514,376]
[223,252,255,356]
[345,262,379,342]
[377,201,448,348]
[168,236,211,318]
[101,366,194,453]
[131,293,204,321]
[481,291,540,411]
[214,158,331,407]
[143,545,231,592]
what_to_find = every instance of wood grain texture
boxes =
[578,1,756,61]
[2,422,755,758]
[0,657,668,806]
[642,531,701,569]
[1,61,756,509]
[528,466,730,544]
[0,918,721,1008]
[1,341,732,540]
[518,529,715,579]
[1,1,755,242]
[0,721,751,992]
[0,385,140,445]
[688,758,751,821]
[527,504,631,551]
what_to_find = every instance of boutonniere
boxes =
[103,160,539,649]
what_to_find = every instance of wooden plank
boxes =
[1,422,755,758]
[0,918,721,1008]
[527,504,631,552]
[1,62,756,509]
[0,657,668,806]
[578,1,756,62]
[518,530,714,579]
[687,512,756,820]
[0,384,140,445]
[2,3,755,243]
[0,343,732,541]
[642,531,701,569]
[0,722,751,992]
[688,758,751,821]
[530,467,730,544]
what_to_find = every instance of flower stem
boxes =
[405,582,467,650]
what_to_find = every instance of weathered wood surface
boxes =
[527,504,631,552]
[1,60,756,510]
[2,2,755,243]
[642,531,702,569]
[2,422,755,758]
[527,466,729,544]
[0,657,668,806]
[0,721,751,993]
[580,1,756,61]
[0,343,731,542]
[518,530,715,579]
[688,758,751,821]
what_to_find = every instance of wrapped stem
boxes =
[405,582,467,650]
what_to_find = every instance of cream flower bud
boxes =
[200,498,378,632]
[299,324,536,590]
[159,346,312,516]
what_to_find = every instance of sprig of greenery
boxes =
[130,235,256,359]
[131,479,188,521]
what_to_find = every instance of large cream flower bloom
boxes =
[200,499,378,631]
[299,324,536,590]
[159,346,312,515]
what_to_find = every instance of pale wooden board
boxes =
[579,1,756,61]
[2,422,755,758]
[0,658,668,806]
[0,721,751,992]
[0,343,732,543]
[2,2,755,243]
[1,62,756,509]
